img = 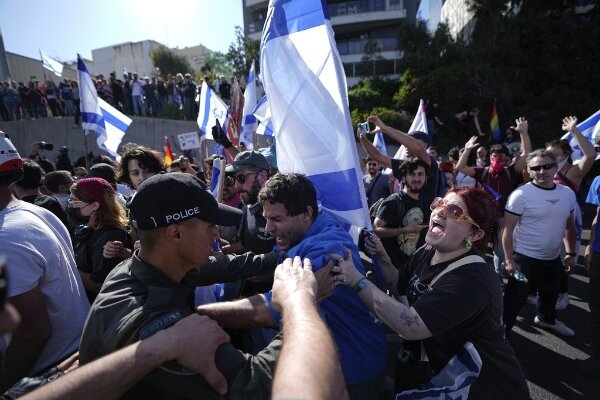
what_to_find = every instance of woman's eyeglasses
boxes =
[529,163,556,172]
[430,197,480,228]
[68,198,91,208]
[225,176,235,187]
[235,172,258,184]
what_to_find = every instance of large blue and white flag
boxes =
[260,0,370,230]
[396,342,482,400]
[561,109,600,162]
[40,50,63,77]
[393,98,429,160]
[240,60,258,149]
[77,54,131,160]
[197,81,229,140]
[253,95,274,137]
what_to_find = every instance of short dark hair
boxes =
[489,144,509,157]
[118,144,165,187]
[14,159,42,189]
[398,157,430,178]
[44,170,73,192]
[258,173,318,220]
[545,139,573,163]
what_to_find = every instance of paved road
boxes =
[510,232,597,400]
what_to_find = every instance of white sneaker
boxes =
[527,295,538,305]
[555,293,570,310]
[534,316,575,337]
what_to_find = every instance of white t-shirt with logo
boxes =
[505,182,577,260]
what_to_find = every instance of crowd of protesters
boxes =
[0,97,599,399]
[0,72,240,123]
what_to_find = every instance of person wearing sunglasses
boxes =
[502,149,577,338]
[333,186,529,399]
[222,151,274,256]
[363,156,390,208]
[545,116,596,311]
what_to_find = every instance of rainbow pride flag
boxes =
[490,100,501,142]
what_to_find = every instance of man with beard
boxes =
[456,117,531,277]
[221,151,274,255]
[198,173,387,399]
[374,158,430,272]
[363,156,390,208]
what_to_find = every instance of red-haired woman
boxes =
[68,177,129,301]
[335,187,529,399]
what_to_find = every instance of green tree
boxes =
[151,45,191,78]
[225,26,260,79]
[204,50,234,79]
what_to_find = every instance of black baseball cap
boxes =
[129,173,241,230]
[225,151,270,173]
[408,131,430,147]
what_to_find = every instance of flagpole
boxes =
[83,130,90,171]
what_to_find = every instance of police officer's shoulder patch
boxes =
[139,311,184,339]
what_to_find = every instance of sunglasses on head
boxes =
[430,197,480,228]
[235,172,258,184]
[367,162,378,166]
[529,163,556,172]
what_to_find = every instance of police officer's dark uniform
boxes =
[78,173,280,400]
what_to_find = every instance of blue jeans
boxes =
[503,252,562,335]
[132,95,143,116]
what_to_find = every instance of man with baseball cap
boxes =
[0,133,90,391]
[223,151,274,255]
[79,172,281,399]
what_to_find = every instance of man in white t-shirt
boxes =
[0,133,90,391]
[502,149,577,338]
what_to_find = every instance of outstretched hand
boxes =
[562,116,578,133]
[511,117,528,133]
[163,314,230,395]
[464,136,479,151]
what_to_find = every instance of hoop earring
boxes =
[464,240,472,249]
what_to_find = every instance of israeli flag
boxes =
[210,158,225,202]
[393,99,429,160]
[373,132,388,155]
[396,342,482,400]
[198,81,229,140]
[77,54,131,160]
[260,0,370,229]
[40,50,63,77]
[561,109,600,162]
[253,95,274,137]
[240,60,258,149]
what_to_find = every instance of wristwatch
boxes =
[353,277,369,294]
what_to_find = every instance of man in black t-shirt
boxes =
[374,158,429,271]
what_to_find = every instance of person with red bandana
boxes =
[455,117,531,278]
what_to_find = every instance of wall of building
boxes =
[0,118,394,168]
[5,52,77,84]
[90,40,163,78]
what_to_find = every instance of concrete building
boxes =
[89,40,163,78]
[243,0,418,86]
[3,52,77,84]
[173,44,210,75]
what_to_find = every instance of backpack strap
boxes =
[430,255,485,286]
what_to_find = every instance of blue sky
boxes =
[0,0,244,62]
